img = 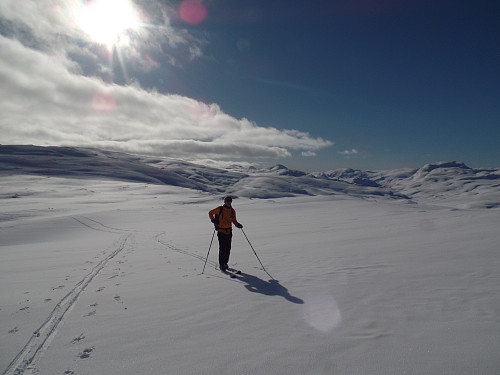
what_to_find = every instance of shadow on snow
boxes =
[233,272,304,304]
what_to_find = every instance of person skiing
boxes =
[208,196,243,271]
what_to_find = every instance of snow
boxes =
[1,146,499,375]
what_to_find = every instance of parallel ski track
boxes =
[2,224,132,375]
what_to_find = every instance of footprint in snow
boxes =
[8,326,19,334]
[71,333,85,344]
[78,346,94,359]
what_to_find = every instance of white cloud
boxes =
[0,0,205,78]
[0,36,332,160]
[339,149,359,158]
[0,0,71,40]
[0,1,333,160]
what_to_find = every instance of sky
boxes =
[0,0,499,172]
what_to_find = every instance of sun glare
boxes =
[76,0,141,47]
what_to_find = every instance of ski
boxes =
[220,268,241,278]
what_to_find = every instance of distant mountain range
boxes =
[1,145,499,209]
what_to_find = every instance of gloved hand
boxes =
[236,223,243,229]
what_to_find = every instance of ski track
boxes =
[5,218,280,374]
[155,232,219,270]
[71,216,130,234]
[2,219,132,375]
[155,233,264,285]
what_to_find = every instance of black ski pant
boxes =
[217,231,232,266]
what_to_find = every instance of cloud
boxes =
[339,149,359,158]
[0,1,333,160]
[0,0,205,79]
[0,35,332,159]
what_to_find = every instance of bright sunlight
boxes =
[75,0,141,48]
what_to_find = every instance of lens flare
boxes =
[303,292,341,333]
[179,0,207,25]
[92,91,117,114]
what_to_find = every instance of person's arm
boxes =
[232,210,243,228]
[208,207,219,222]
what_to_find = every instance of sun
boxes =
[76,0,141,48]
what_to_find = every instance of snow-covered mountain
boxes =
[1,145,498,208]
[319,161,500,209]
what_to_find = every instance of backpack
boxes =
[219,205,235,221]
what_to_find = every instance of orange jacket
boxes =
[209,205,240,234]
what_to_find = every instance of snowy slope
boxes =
[2,145,499,208]
[378,161,500,209]
[0,145,397,199]
[319,161,500,209]
[1,146,500,375]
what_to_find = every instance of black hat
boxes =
[224,196,232,202]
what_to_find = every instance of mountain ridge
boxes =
[1,145,498,208]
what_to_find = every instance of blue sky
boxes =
[0,0,498,171]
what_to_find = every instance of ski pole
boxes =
[202,228,216,274]
[240,228,274,280]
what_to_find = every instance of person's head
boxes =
[224,196,232,207]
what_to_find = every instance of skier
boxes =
[208,196,243,271]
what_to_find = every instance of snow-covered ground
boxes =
[1,146,499,374]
